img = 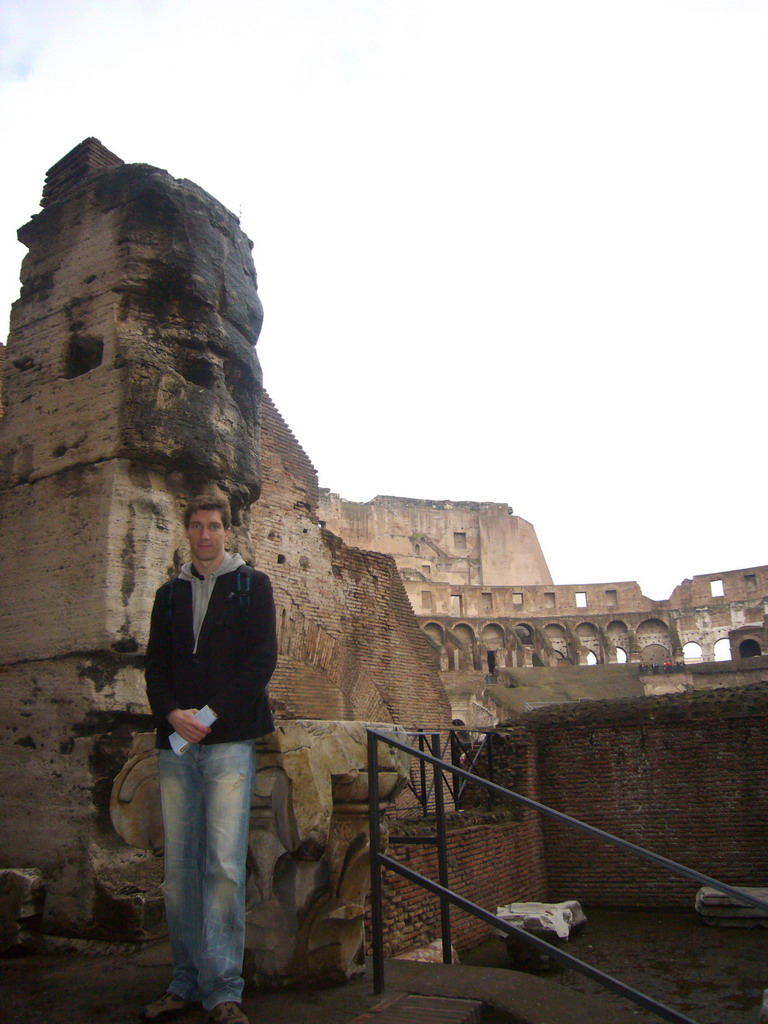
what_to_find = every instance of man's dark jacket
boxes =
[145,566,277,749]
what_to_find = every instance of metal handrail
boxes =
[399,727,496,815]
[367,727,768,1024]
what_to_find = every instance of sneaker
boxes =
[140,991,198,1021]
[208,1003,249,1024]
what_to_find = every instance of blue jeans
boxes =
[158,740,256,1010]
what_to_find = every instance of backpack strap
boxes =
[233,566,253,615]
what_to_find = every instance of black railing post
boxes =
[418,732,429,816]
[367,730,385,994]
[449,730,462,810]
[485,732,495,808]
[431,731,453,963]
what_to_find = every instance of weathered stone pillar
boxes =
[0,138,268,936]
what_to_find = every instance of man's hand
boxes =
[167,708,212,745]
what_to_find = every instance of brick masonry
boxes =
[375,683,768,953]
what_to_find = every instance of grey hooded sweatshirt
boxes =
[178,551,246,653]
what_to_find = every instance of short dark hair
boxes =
[183,495,232,530]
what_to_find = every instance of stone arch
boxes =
[480,623,505,672]
[480,623,505,649]
[515,623,534,645]
[544,622,568,660]
[683,641,703,664]
[423,622,444,646]
[451,623,476,671]
[453,623,475,647]
[576,621,601,664]
[637,618,671,662]
[739,638,762,658]
[606,620,629,661]
[714,637,732,662]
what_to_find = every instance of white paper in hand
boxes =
[169,705,218,756]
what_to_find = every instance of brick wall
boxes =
[252,394,452,728]
[373,816,547,955]
[374,685,768,954]
[527,683,768,907]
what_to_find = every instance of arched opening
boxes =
[607,620,629,663]
[641,644,670,666]
[481,624,504,673]
[683,641,703,664]
[739,638,762,658]
[544,623,568,661]
[637,619,671,663]
[423,623,445,646]
[713,638,732,662]
[452,624,476,671]
[515,624,534,645]
[576,622,600,664]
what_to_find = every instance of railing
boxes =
[401,728,496,814]
[367,727,768,1024]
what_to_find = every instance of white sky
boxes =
[1,0,765,600]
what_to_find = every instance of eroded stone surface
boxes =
[0,140,449,954]
[0,868,45,951]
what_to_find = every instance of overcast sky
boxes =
[1,0,765,600]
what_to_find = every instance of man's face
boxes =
[186,509,230,570]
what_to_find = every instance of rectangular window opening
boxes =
[710,579,724,598]
[421,591,433,612]
[575,591,587,608]
[450,594,463,616]
[543,592,556,609]
[482,592,493,612]
[605,589,618,608]
[512,592,524,607]
[453,532,467,549]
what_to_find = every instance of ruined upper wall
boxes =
[319,492,553,588]
[3,138,264,502]
[0,139,269,662]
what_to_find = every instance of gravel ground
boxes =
[461,906,768,1024]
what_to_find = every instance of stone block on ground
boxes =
[695,886,768,928]
[495,900,586,971]
[0,868,45,951]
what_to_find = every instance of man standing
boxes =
[142,496,277,1024]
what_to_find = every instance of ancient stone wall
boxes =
[319,493,767,672]
[0,140,450,942]
[417,591,768,677]
[319,493,553,588]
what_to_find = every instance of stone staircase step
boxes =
[351,993,484,1024]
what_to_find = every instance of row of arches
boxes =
[422,617,761,670]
